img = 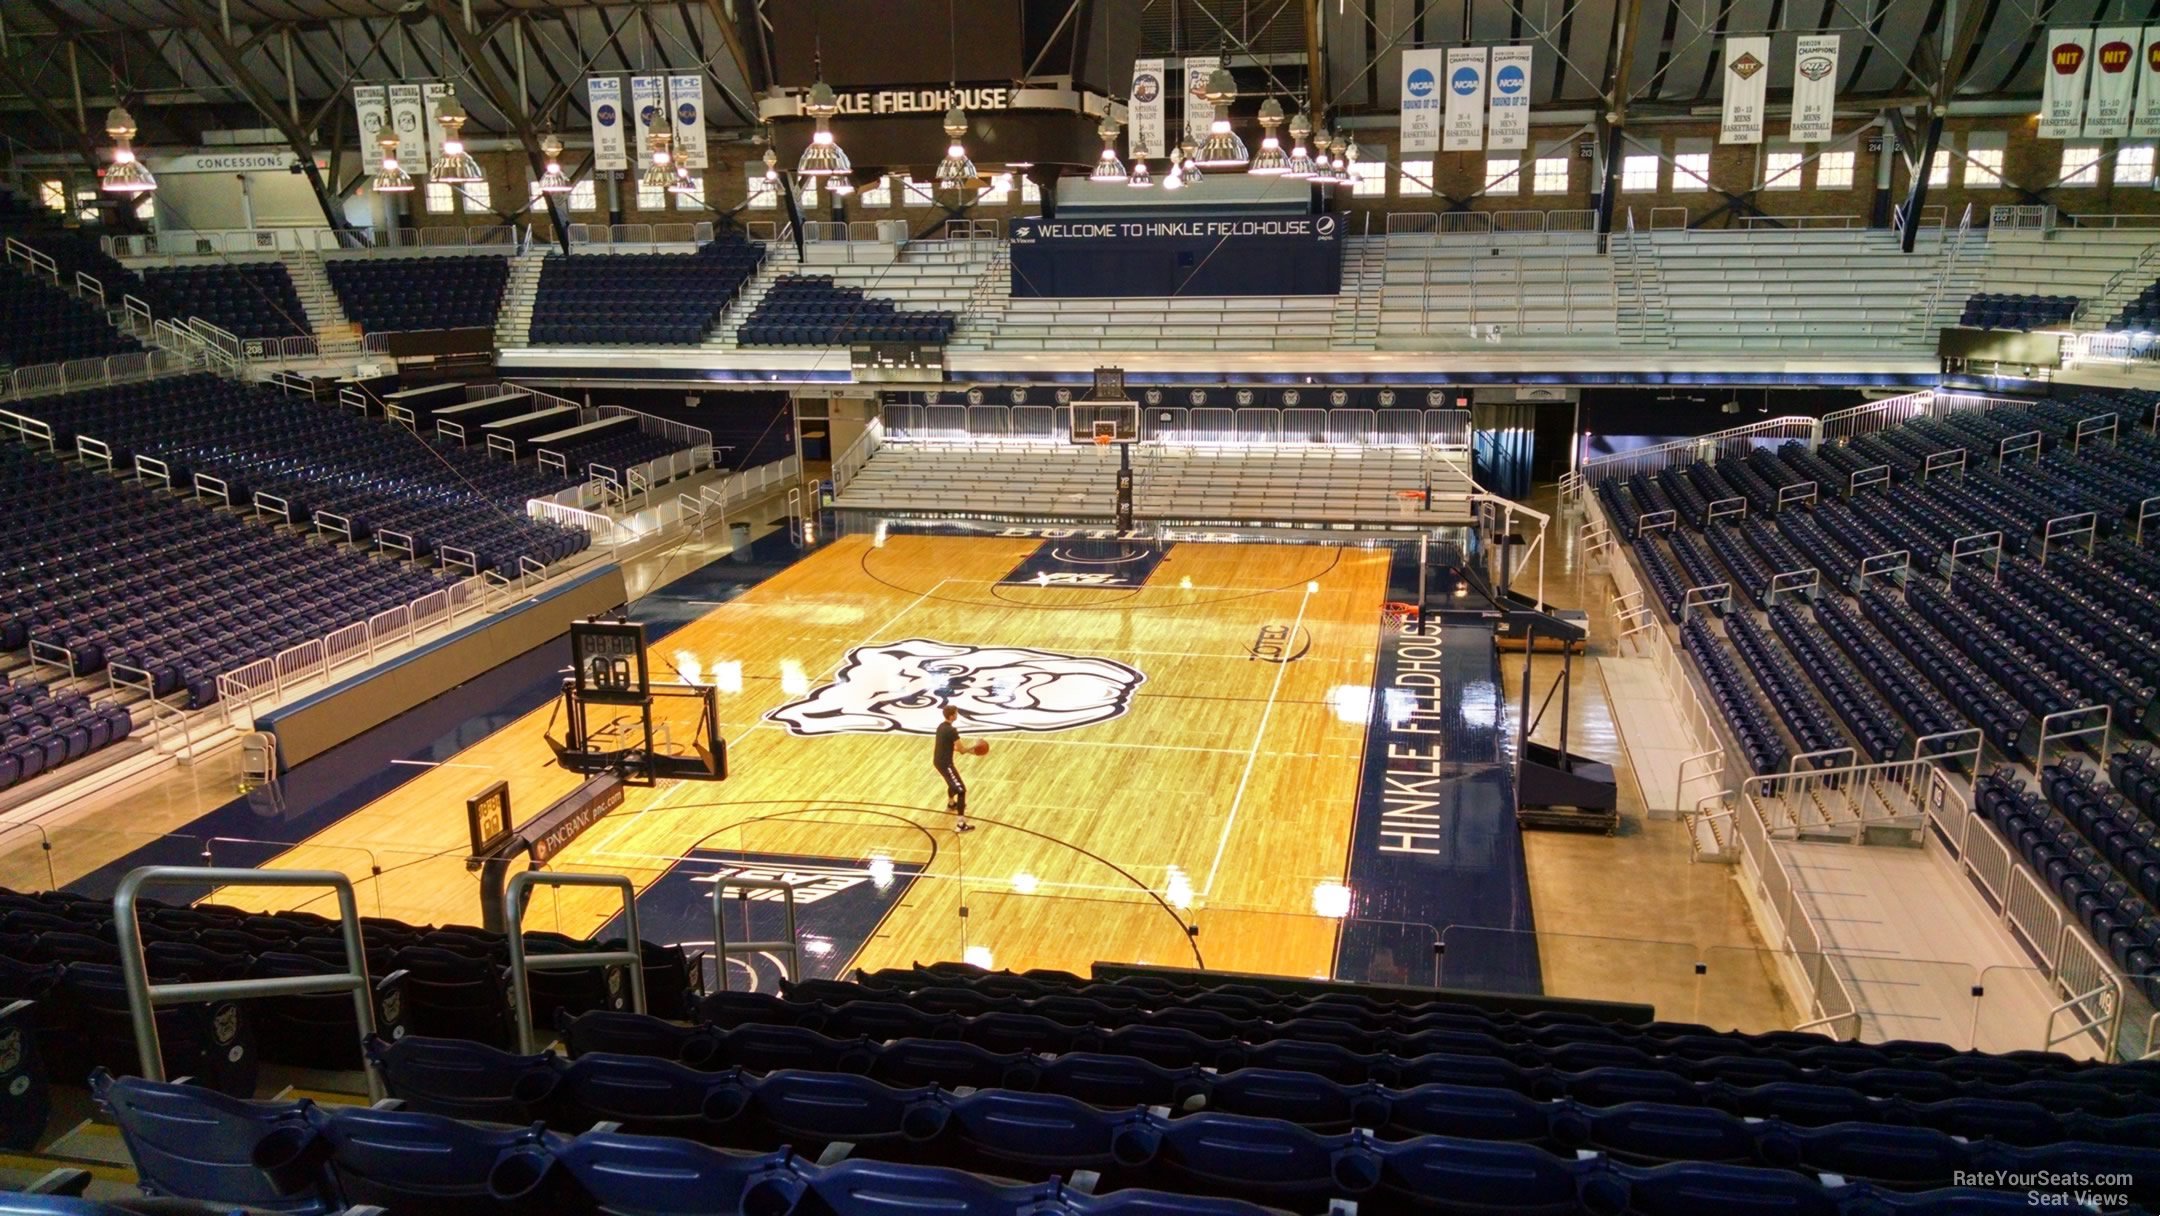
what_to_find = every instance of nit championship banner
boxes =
[1789,35,1839,143]
[2042,29,2093,138]
[2086,28,2140,138]
[1719,37,1770,144]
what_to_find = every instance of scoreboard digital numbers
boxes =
[571,619,650,705]
[466,780,512,861]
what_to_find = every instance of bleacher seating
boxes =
[1374,233,1620,347]
[2110,280,2160,332]
[736,275,958,346]
[0,669,132,792]
[324,255,508,334]
[0,271,139,367]
[1980,761,2160,999]
[16,375,587,576]
[0,442,450,708]
[528,237,764,345]
[541,429,685,488]
[1959,293,2076,331]
[139,263,307,340]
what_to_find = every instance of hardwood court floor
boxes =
[212,534,1392,980]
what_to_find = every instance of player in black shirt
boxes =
[933,705,971,831]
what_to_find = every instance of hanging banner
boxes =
[1789,34,1839,143]
[1399,48,1447,154]
[1719,37,1770,144]
[2041,29,2093,138]
[2086,27,2140,137]
[1129,58,1167,158]
[386,83,429,172]
[668,75,707,168]
[630,75,669,166]
[1487,46,1532,151]
[352,84,388,166]
[588,77,628,172]
[420,82,456,170]
[1442,47,1487,152]
[2134,28,2160,138]
[1182,56,1219,146]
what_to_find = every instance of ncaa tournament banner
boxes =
[1442,48,1487,152]
[668,75,707,168]
[1487,46,1532,151]
[2134,28,2160,138]
[1399,48,1446,154]
[2085,28,2139,138]
[1129,59,1167,158]
[2041,29,2093,138]
[420,82,456,170]
[631,75,669,163]
[1719,37,1769,144]
[352,84,388,165]
[386,84,428,172]
[588,77,628,172]
[1789,34,1839,143]
[1182,56,1219,145]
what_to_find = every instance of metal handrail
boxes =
[115,866,382,1100]
[502,870,647,1054]
[712,876,802,993]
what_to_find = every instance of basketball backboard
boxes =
[1068,400,1139,445]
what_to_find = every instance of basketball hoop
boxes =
[1381,601,1419,634]
[1093,419,1118,445]
[1094,432,1113,446]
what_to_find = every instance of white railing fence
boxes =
[1576,415,1819,488]
[879,403,1471,452]
[832,417,885,497]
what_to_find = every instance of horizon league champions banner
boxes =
[1486,46,1531,150]
[1442,48,1486,151]
[1789,35,1838,143]
[1007,216,1342,298]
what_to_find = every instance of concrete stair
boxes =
[494,249,546,348]
[282,250,359,351]
[1331,237,1382,349]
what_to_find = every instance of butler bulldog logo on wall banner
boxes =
[2042,29,2094,138]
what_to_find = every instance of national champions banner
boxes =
[1487,46,1532,150]
[352,84,388,166]
[2135,27,2160,139]
[1719,37,1770,143]
[2086,27,2140,137]
[1007,215,1342,298]
[2041,29,2093,138]
[588,77,628,172]
[386,84,428,172]
[1129,58,1167,158]
[630,75,669,163]
[420,83,457,169]
[1182,56,1219,145]
[1399,48,1446,154]
[669,75,708,168]
[1442,48,1486,151]
[1789,34,1839,143]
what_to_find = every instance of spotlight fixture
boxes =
[935,104,978,189]
[1128,158,1153,188]
[668,163,699,195]
[100,105,157,195]
[1343,134,1368,183]
[369,131,413,194]
[1161,162,1184,190]
[1247,98,1288,175]
[431,94,484,183]
[1195,67,1248,167]
[1307,127,1336,183]
[1178,137,1204,184]
[536,131,572,195]
[1283,109,1316,179]
[1333,133,1355,184]
[1089,113,1128,183]
[796,79,850,177]
[829,175,855,196]
[640,130,677,190]
[761,147,780,184]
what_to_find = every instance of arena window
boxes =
[1963,134,2003,186]
[1483,158,1522,194]
[2060,144,2103,186]
[1620,154,1659,191]
[1762,151,1802,190]
[1398,159,1436,196]
[1928,144,1951,187]
[39,179,64,211]
[1349,160,1387,195]
[901,176,937,207]
[2118,144,2155,184]
[1672,151,1711,192]
[1020,175,1042,203]
[981,172,1014,203]
[860,175,894,206]
[1532,156,1569,193]
[745,169,778,209]
[674,174,706,209]
[426,181,457,214]
[1815,150,1855,188]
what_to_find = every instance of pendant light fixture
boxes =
[1128,157,1153,188]
[1283,109,1316,179]
[1161,161,1183,190]
[1342,134,1367,185]
[100,105,157,195]
[641,130,677,190]
[370,131,413,194]
[1178,136,1204,184]
[1247,98,1288,175]
[796,80,850,177]
[1089,114,1128,183]
[762,146,780,186]
[431,93,484,183]
[1194,66,1248,167]
[936,105,978,190]
[1330,133,1352,182]
[536,130,572,195]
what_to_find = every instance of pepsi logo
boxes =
[2101,40,2134,72]
[1407,67,1437,97]
[2054,42,2086,74]
[1495,64,1526,94]
[1314,215,1338,237]
[1451,66,1480,95]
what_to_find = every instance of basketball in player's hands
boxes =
[971,738,991,757]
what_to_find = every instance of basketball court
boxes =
[203,530,1408,983]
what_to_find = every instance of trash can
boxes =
[729,521,752,550]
